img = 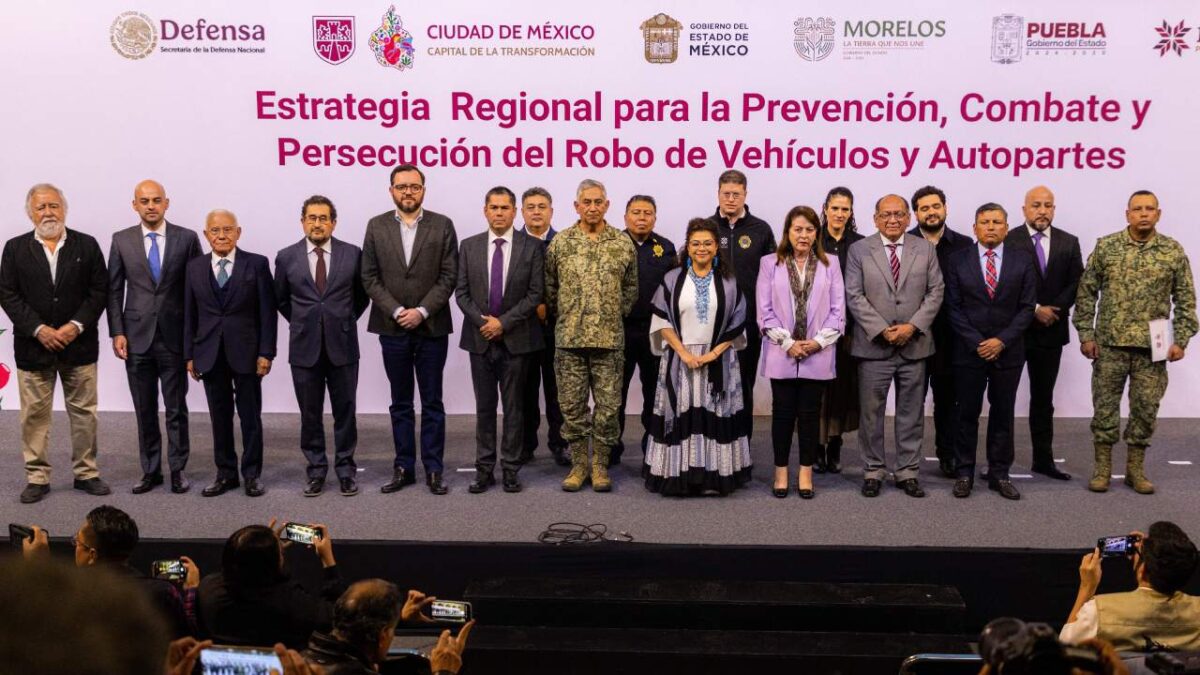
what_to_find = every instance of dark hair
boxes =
[626,194,657,212]
[389,164,425,186]
[522,186,552,205]
[978,618,1101,675]
[975,202,1008,221]
[1128,189,1158,208]
[776,206,828,266]
[1143,521,1199,594]
[333,580,402,653]
[820,186,857,234]
[717,170,747,188]
[678,218,731,279]
[85,505,139,561]
[484,186,516,207]
[301,194,337,222]
[910,185,946,213]
[222,525,284,593]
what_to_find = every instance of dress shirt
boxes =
[32,230,84,337]
[307,239,333,283]
[978,242,1004,285]
[487,227,514,296]
[525,226,549,241]
[879,231,904,262]
[211,249,236,280]
[391,210,429,320]
[1026,223,1052,245]
[142,224,167,261]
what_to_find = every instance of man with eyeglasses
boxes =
[843,194,944,499]
[183,209,277,498]
[362,164,459,495]
[275,196,369,497]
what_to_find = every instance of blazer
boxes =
[361,209,458,338]
[756,253,845,381]
[106,221,203,355]
[943,244,1037,369]
[455,229,544,355]
[1005,225,1084,347]
[844,233,944,360]
[274,237,368,368]
[0,229,107,371]
[183,249,278,375]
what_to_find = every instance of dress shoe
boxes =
[74,477,112,496]
[979,470,992,482]
[380,468,416,494]
[502,469,522,493]
[1032,464,1072,481]
[468,471,495,494]
[826,437,843,473]
[303,478,325,497]
[897,478,925,498]
[339,477,359,496]
[170,471,190,494]
[938,458,956,478]
[132,474,163,494]
[772,485,789,498]
[988,478,1021,500]
[861,478,882,498]
[550,447,571,467]
[607,445,623,468]
[244,478,266,497]
[202,477,240,497]
[20,483,49,504]
[952,477,973,498]
[426,472,448,495]
[813,444,828,474]
[797,485,815,499]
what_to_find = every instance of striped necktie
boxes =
[984,250,998,299]
[886,244,900,286]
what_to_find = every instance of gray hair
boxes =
[205,209,239,226]
[575,179,607,201]
[25,183,67,220]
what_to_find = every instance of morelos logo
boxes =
[1154,20,1191,57]
[111,11,157,59]
[314,16,355,65]
[991,14,1023,64]
[369,5,414,71]
[640,13,681,64]
[794,17,834,62]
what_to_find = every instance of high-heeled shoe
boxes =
[772,484,789,498]
[797,484,814,499]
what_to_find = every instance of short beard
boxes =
[395,199,422,216]
[918,218,945,233]
[35,220,64,240]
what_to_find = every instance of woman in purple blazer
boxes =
[756,206,845,498]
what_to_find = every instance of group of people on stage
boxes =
[3,168,1195,503]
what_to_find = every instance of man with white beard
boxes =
[0,184,111,503]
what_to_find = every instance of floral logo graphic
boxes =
[1154,20,1191,57]
[369,5,414,71]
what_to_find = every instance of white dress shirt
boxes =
[142,224,166,261]
[879,231,904,262]
[977,242,1004,285]
[391,210,429,320]
[307,239,333,283]
[211,248,237,279]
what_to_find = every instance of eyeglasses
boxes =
[206,226,237,236]
[304,215,332,224]
[720,191,745,200]
[875,211,909,222]
[392,184,424,194]
[689,240,717,248]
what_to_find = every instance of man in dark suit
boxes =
[944,203,1037,500]
[362,164,459,495]
[455,186,545,493]
[275,195,369,497]
[908,185,974,478]
[183,209,277,497]
[1005,186,1083,481]
[0,183,111,503]
[107,180,203,494]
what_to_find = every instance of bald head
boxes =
[872,194,910,242]
[132,180,169,229]
[1022,185,1055,232]
[333,579,402,658]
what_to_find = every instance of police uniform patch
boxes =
[738,235,752,249]
[652,243,664,257]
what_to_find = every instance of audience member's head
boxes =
[332,579,403,665]
[979,618,1127,675]
[222,524,285,592]
[75,504,139,566]
[1138,521,1199,595]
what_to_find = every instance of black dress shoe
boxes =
[813,444,828,474]
[897,478,926,498]
[74,477,112,496]
[938,458,957,478]
[426,472,448,495]
[303,478,325,497]
[550,448,571,467]
[202,477,239,497]
[798,485,815,499]
[171,471,190,494]
[988,478,1021,500]
[20,483,49,504]
[468,471,495,494]
[953,477,973,498]
[502,470,522,493]
[861,478,882,497]
[772,485,789,498]
[1032,464,1072,481]
[339,477,359,496]
[608,446,623,468]
[132,474,163,494]
[380,468,416,494]
[244,478,266,497]
[826,437,843,473]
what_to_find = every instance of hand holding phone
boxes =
[430,600,473,624]
[1097,534,1141,558]
[152,559,188,583]
[197,645,281,674]
[281,522,320,545]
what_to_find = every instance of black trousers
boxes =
[471,343,530,473]
[291,349,358,481]
[522,335,566,455]
[924,346,958,463]
[613,325,659,459]
[954,361,1022,480]
[1024,343,1063,467]
[126,332,189,476]
[770,378,825,467]
[739,328,762,438]
[202,348,263,481]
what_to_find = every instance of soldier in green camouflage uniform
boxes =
[544,179,638,492]
[1073,191,1197,494]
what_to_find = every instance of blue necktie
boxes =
[216,259,229,288]
[147,232,161,284]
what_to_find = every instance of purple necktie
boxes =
[489,239,505,316]
[1032,231,1047,275]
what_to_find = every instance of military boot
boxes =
[561,445,591,492]
[1088,443,1112,492]
[592,446,612,492]
[1124,444,1155,494]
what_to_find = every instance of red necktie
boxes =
[984,250,998,299]
[886,244,900,286]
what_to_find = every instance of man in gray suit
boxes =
[362,164,459,495]
[275,195,369,497]
[455,186,545,493]
[844,194,944,499]
[107,180,203,494]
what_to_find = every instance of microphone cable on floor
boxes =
[538,522,634,545]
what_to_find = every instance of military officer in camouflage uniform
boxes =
[544,179,638,492]
[1074,190,1197,494]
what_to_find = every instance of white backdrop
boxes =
[2,0,1199,417]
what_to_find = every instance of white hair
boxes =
[205,209,239,226]
[575,179,607,201]
[25,183,67,220]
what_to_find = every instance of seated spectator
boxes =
[980,617,1127,675]
[1062,521,1200,651]
[198,521,345,649]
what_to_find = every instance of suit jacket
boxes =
[0,229,107,371]
[361,209,458,338]
[455,229,544,355]
[756,253,845,381]
[1005,225,1084,347]
[844,233,944,360]
[183,249,278,375]
[909,225,974,355]
[274,237,368,368]
[943,244,1037,368]
[106,221,203,355]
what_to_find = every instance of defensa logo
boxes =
[369,5,415,71]
[110,11,157,59]
[640,13,681,64]
[794,17,835,62]
[110,11,266,57]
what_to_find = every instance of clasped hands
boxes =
[479,315,504,340]
[35,323,80,352]
[787,339,820,360]
[880,323,916,346]
[677,348,718,370]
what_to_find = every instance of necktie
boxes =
[147,232,161,284]
[984,250,998,299]
[489,239,505,316]
[216,259,230,288]
[1032,231,1047,275]
[314,247,327,295]
[886,243,900,286]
